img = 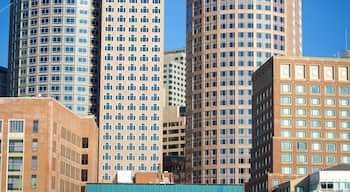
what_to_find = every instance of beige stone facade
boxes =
[250,57,350,191]
[163,106,186,157]
[186,0,302,185]
[0,98,98,192]
[99,0,164,182]
[164,49,186,106]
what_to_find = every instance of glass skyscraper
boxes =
[185,0,302,184]
[8,0,100,116]
[99,0,164,182]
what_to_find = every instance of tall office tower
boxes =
[185,0,302,184]
[249,56,350,191]
[99,0,164,182]
[164,48,186,106]
[0,66,7,96]
[7,0,100,116]
[340,50,350,58]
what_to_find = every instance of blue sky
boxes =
[0,0,349,68]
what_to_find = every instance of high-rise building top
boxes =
[0,97,98,191]
[340,50,350,58]
[164,48,186,106]
[249,56,350,191]
[185,0,302,184]
[0,66,7,96]
[99,0,164,182]
[7,0,100,116]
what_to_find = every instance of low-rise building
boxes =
[86,184,244,192]
[0,98,98,191]
[273,164,350,192]
[163,106,186,183]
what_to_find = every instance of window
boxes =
[281,131,291,138]
[32,156,37,170]
[312,155,322,163]
[281,142,292,150]
[297,154,307,163]
[327,143,336,151]
[297,142,307,151]
[342,144,350,152]
[280,64,290,79]
[9,140,23,153]
[8,157,23,171]
[325,86,335,94]
[324,66,334,80]
[9,120,24,133]
[295,85,306,93]
[280,96,291,104]
[295,97,306,105]
[295,65,305,79]
[33,120,38,133]
[281,119,291,127]
[7,176,21,190]
[82,138,88,148]
[296,131,306,138]
[310,98,320,105]
[280,84,291,93]
[340,87,349,95]
[312,143,322,151]
[31,175,37,189]
[310,85,320,94]
[296,109,306,116]
[327,155,336,164]
[281,108,291,115]
[281,154,292,162]
[81,169,88,181]
[297,167,307,175]
[32,139,38,151]
[82,154,88,165]
[281,166,292,174]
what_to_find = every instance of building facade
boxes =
[86,184,243,192]
[163,106,186,157]
[0,67,7,96]
[274,164,350,192]
[7,0,100,116]
[250,57,350,191]
[185,0,302,184]
[99,0,164,182]
[164,49,186,106]
[163,106,186,184]
[0,98,98,192]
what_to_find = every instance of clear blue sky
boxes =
[0,0,349,68]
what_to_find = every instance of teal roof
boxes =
[87,184,244,192]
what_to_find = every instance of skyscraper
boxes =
[185,0,302,184]
[7,0,100,116]
[0,66,7,96]
[250,56,350,191]
[164,48,186,106]
[99,0,164,182]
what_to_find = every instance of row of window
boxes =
[281,108,350,117]
[281,141,350,152]
[281,131,350,140]
[280,84,349,95]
